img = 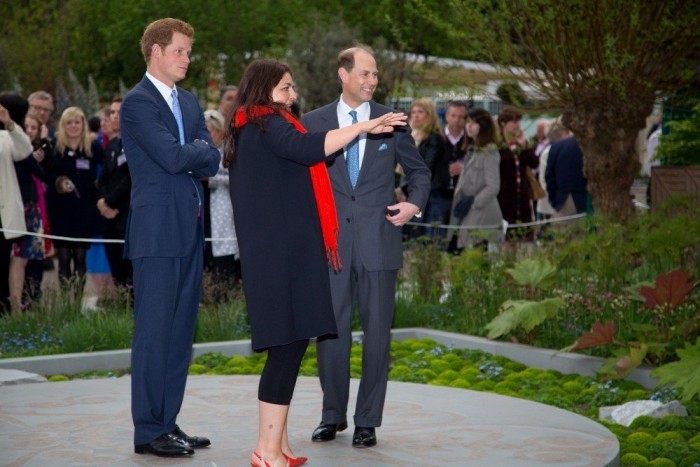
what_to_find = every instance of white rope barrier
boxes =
[406,212,587,230]
[1,213,588,244]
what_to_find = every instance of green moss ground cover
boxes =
[178,338,700,466]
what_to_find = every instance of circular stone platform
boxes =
[0,375,619,466]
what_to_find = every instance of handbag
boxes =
[453,195,474,220]
[525,167,546,200]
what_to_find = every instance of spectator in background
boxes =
[536,118,568,239]
[24,113,55,257]
[441,100,470,231]
[450,107,502,251]
[97,97,132,289]
[27,91,56,141]
[203,86,238,273]
[530,118,551,157]
[645,124,662,177]
[0,93,32,315]
[85,111,112,304]
[47,106,104,284]
[88,115,101,141]
[545,131,589,219]
[408,98,450,239]
[496,105,538,243]
[644,120,662,206]
[97,106,116,151]
[204,109,240,282]
[25,91,56,297]
[10,113,53,312]
[218,85,238,120]
[22,113,55,300]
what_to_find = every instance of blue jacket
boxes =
[545,136,588,213]
[120,75,220,259]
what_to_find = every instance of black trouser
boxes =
[104,222,131,287]
[258,339,309,405]
[54,242,87,281]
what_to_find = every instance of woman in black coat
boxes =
[407,98,450,239]
[47,106,103,282]
[223,59,406,467]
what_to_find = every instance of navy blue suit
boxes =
[121,75,219,445]
[545,136,588,213]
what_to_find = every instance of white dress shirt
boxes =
[145,72,177,111]
[337,97,370,168]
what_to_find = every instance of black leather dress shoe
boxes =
[171,425,211,448]
[352,426,377,448]
[134,433,194,457]
[311,421,348,442]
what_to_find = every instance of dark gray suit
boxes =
[303,100,430,428]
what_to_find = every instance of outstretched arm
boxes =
[323,112,406,155]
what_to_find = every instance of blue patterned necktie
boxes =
[171,88,185,145]
[347,110,360,188]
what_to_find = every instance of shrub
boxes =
[648,459,677,467]
[656,101,700,167]
[621,452,650,467]
[48,375,69,382]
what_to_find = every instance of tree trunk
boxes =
[562,98,652,222]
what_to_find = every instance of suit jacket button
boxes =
[193,194,197,198]
[346,218,351,223]
[351,196,356,201]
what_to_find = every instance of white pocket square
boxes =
[378,143,388,151]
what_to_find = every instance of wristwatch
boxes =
[414,208,422,219]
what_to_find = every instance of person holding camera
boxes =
[47,106,104,283]
[7,112,54,312]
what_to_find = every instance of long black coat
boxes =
[47,142,104,242]
[229,114,337,351]
[97,136,131,236]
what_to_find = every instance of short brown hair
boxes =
[337,45,374,72]
[497,105,523,128]
[140,18,194,64]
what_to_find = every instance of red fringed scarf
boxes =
[234,105,341,271]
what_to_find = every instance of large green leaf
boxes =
[485,298,563,339]
[596,344,648,380]
[652,338,700,402]
[505,258,557,290]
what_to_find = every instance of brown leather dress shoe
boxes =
[170,425,211,448]
[134,433,194,457]
[311,421,348,442]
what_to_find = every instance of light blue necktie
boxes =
[171,88,185,145]
[347,110,360,188]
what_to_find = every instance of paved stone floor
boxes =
[0,375,618,466]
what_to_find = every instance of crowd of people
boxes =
[395,99,590,252]
[0,85,242,315]
[0,16,596,466]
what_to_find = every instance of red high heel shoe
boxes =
[284,453,308,467]
[251,451,271,467]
